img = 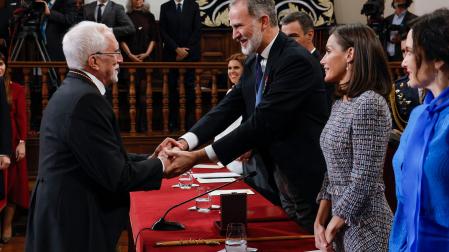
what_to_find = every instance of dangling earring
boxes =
[346,62,349,71]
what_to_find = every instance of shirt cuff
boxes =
[157,157,165,172]
[180,132,198,151]
[204,145,218,162]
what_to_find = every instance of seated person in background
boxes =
[389,8,449,252]
[314,24,393,251]
[388,30,421,135]
[121,0,157,132]
[214,53,247,174]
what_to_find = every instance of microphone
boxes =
[152,171,257,231]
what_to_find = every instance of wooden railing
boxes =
[7,61,229,135]
[7,61,404,137]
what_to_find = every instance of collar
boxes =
[259,32,278,59]
[80,70,106,95]
[97,0,108,6]
[310,47,317,54]
[174,0,184,5]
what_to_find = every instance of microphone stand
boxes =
[152,171,257,231]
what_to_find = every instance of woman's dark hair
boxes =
[391,0,413,9]
[0,52,11,106]
[411,8,449,77]
[330,23,392,98]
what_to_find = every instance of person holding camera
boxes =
[383,0,417,61]
[36,0,78,61]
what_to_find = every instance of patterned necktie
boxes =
[255,55,264,106]
[176,3,182,13]
[97,3,104,22]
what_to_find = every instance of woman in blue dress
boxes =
[389,8,449,252]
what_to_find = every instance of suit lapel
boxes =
[102,1,113,23]
[86,2,97,20]
[261,33,286,96]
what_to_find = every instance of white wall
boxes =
[86,0,449,22]
[85,0,166,19]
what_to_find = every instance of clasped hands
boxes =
[314,215,345,252]
[151,138,208,179]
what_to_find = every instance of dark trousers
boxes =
[273,165,318,233]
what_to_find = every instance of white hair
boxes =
[62,21,114,69]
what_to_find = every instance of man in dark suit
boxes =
[25,21,187,252]
[280,11,321,60]
[383,0,417,61]
[164,0,329,232]
[38,0,77,61]
[83,0,135,40]
[280,11,334,111]
[159,0,201,131]
[0,77,11,170]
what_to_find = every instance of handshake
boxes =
[150,138,209,179]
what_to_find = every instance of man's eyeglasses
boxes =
[91,49,122,57]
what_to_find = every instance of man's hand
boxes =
[177,138,189,151]
[237,150,252,162]
[175,47,189,61]
[0,156,11,170]
[163,149,209,178]
[35,0,51,15]
[150,138,183,159]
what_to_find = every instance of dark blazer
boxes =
[83,1,135,39]
[0,77,11,156]
[46,0,77,61]
[384,11,418,60]
[159,0,201,61]
[190,33,329,230]
[25,71,163,252]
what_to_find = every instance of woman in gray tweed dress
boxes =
[314,24,393,251]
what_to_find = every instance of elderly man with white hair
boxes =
[25,21,186,252]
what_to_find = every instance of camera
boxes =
[361,0,385,37]
[361,0,385,18]
[12,0,46,28]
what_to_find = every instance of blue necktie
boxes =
[255,55,264,106]
[176,3,182,13]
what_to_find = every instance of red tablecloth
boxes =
[130,168,316,252]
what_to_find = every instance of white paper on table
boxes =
[193,163,224,169]
[192,172,241,179]
[209,189,254,196]
[197,178,236,184]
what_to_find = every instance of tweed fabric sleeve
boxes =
[332,95,391,225]
[316,172,332,202]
